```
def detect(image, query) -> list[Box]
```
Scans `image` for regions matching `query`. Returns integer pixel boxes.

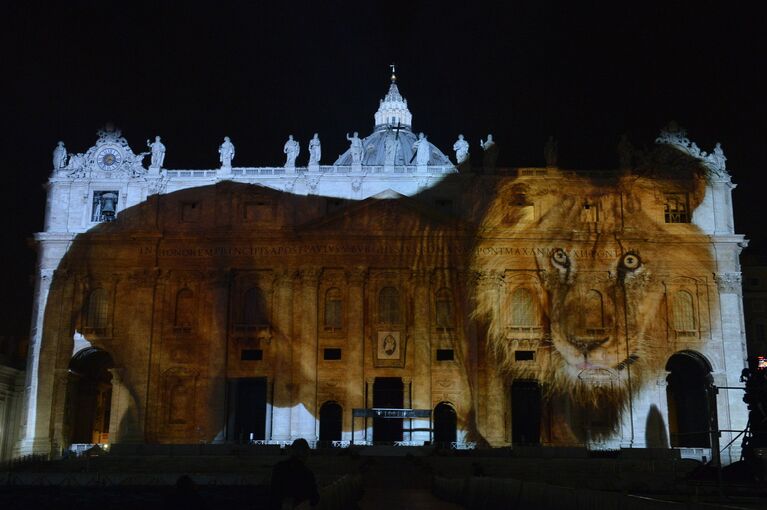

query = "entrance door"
[511,380,541,445]
[319,401,343,442]
[373,377,403,442]
[666,352,714,447]
[433,402,457,445]
[68,348,114,444]
[228,378,267,442]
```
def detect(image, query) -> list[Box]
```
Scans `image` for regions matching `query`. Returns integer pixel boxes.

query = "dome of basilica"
[333,74,452,167]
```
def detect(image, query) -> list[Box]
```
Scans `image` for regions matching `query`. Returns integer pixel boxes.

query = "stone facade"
[18,81,750,464]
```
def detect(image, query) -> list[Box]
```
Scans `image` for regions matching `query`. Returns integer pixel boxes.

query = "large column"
[107,367,142,443]
[711,179,736,236]
[411,270,431,443]
[18,268,57,455]
[365,378,375,442]
[345,267,366,442]
[49,368,72,454]
[714,272,748,463]
[272,270,295,440]
[205,270,230,444]
[291,267,320,441]
[476,270,506,445]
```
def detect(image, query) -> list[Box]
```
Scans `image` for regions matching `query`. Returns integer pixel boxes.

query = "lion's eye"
[621,253,641,270]
[552,249,570,268]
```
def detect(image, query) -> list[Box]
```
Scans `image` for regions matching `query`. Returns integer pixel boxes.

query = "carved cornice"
[410,269,429,286]
[199,269,228,286]
[127,268,160,288]
[474,270,503,289]
[714,272,742,294]
[346,266,368,287]
[655,122,730,181]
[300,267,322,286]
[273,269,297,289]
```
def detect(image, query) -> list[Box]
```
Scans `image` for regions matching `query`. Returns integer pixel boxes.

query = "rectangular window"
[323,348,342,360]
[91,191,119,222]
[181,202,200,222]
[324,290,342,331]
[241,349,263,361]
[436,349,454,361]
[514,350,535,361]
[664,193,689,223]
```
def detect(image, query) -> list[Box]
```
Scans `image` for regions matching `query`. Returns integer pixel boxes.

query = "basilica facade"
[16,78,749,463]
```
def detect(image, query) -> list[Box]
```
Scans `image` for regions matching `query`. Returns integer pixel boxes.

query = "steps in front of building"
[3,446,703,495]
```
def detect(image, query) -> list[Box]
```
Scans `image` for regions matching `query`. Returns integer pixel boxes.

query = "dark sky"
[1,1,765,335]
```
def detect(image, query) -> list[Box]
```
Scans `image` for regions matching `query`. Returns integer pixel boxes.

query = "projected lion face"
[472,172,712,415]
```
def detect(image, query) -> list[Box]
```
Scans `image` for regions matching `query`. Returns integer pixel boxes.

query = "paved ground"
[359,488,462,509]
[358,457,462,509]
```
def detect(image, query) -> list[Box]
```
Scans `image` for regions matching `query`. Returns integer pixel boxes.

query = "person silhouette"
[270,438,320,509]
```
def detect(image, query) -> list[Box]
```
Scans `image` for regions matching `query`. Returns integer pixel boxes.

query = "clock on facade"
[96,146,122,171]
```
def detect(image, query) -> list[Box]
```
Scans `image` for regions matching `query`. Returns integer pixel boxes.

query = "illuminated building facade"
[16,78,750,464]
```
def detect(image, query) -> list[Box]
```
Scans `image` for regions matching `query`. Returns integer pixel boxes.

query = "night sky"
[1,1,764,336]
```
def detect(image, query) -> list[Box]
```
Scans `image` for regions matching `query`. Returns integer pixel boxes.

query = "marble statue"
[479,134,495,151]
[346,132,364,165]
[413,132,431,165]
[480,134,498,170]
[219,136,235,167]
[617,134,633,170]
[147,136,166,168]
[308,133,321,165]
[544,136,558,167]
[703,142,728,177]
[384,132,398,165]
[66,153,85,177]
[452,134,469,164]
[283,135,300,167]
[52,141,67,169]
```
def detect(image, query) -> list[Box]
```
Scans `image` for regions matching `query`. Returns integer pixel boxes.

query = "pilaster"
[411,269,431,442]
[346,267,367,442]
[272,270,295,440]
[291,267,320,441]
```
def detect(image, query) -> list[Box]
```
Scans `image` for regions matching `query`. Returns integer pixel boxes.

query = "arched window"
[324,287,342,330]
[435,288,453,329]
[585,290,604,331]
[174,288,194,330]
[243,287,268,325]
[379,287,401,324]
[672,290,696,337]
[510,288,536,328]
[85,288,108,332]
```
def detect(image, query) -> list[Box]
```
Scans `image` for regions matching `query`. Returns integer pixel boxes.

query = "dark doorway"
[511,380,541,444]
[227,378,267,442]
[68,348,114,444]
[433,402,457,445]
[666,351,714,447]
[319,401,343,442]
[373,377,403,442]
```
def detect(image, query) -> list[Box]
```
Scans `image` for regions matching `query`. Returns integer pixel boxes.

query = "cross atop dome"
[374,66,412,130]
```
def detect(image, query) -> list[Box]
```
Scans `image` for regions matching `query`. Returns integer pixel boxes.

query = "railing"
[164,165,459,178]
[165,170,217,178]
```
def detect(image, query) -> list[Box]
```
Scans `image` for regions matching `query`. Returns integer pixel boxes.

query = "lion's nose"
[569,336,608,354]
